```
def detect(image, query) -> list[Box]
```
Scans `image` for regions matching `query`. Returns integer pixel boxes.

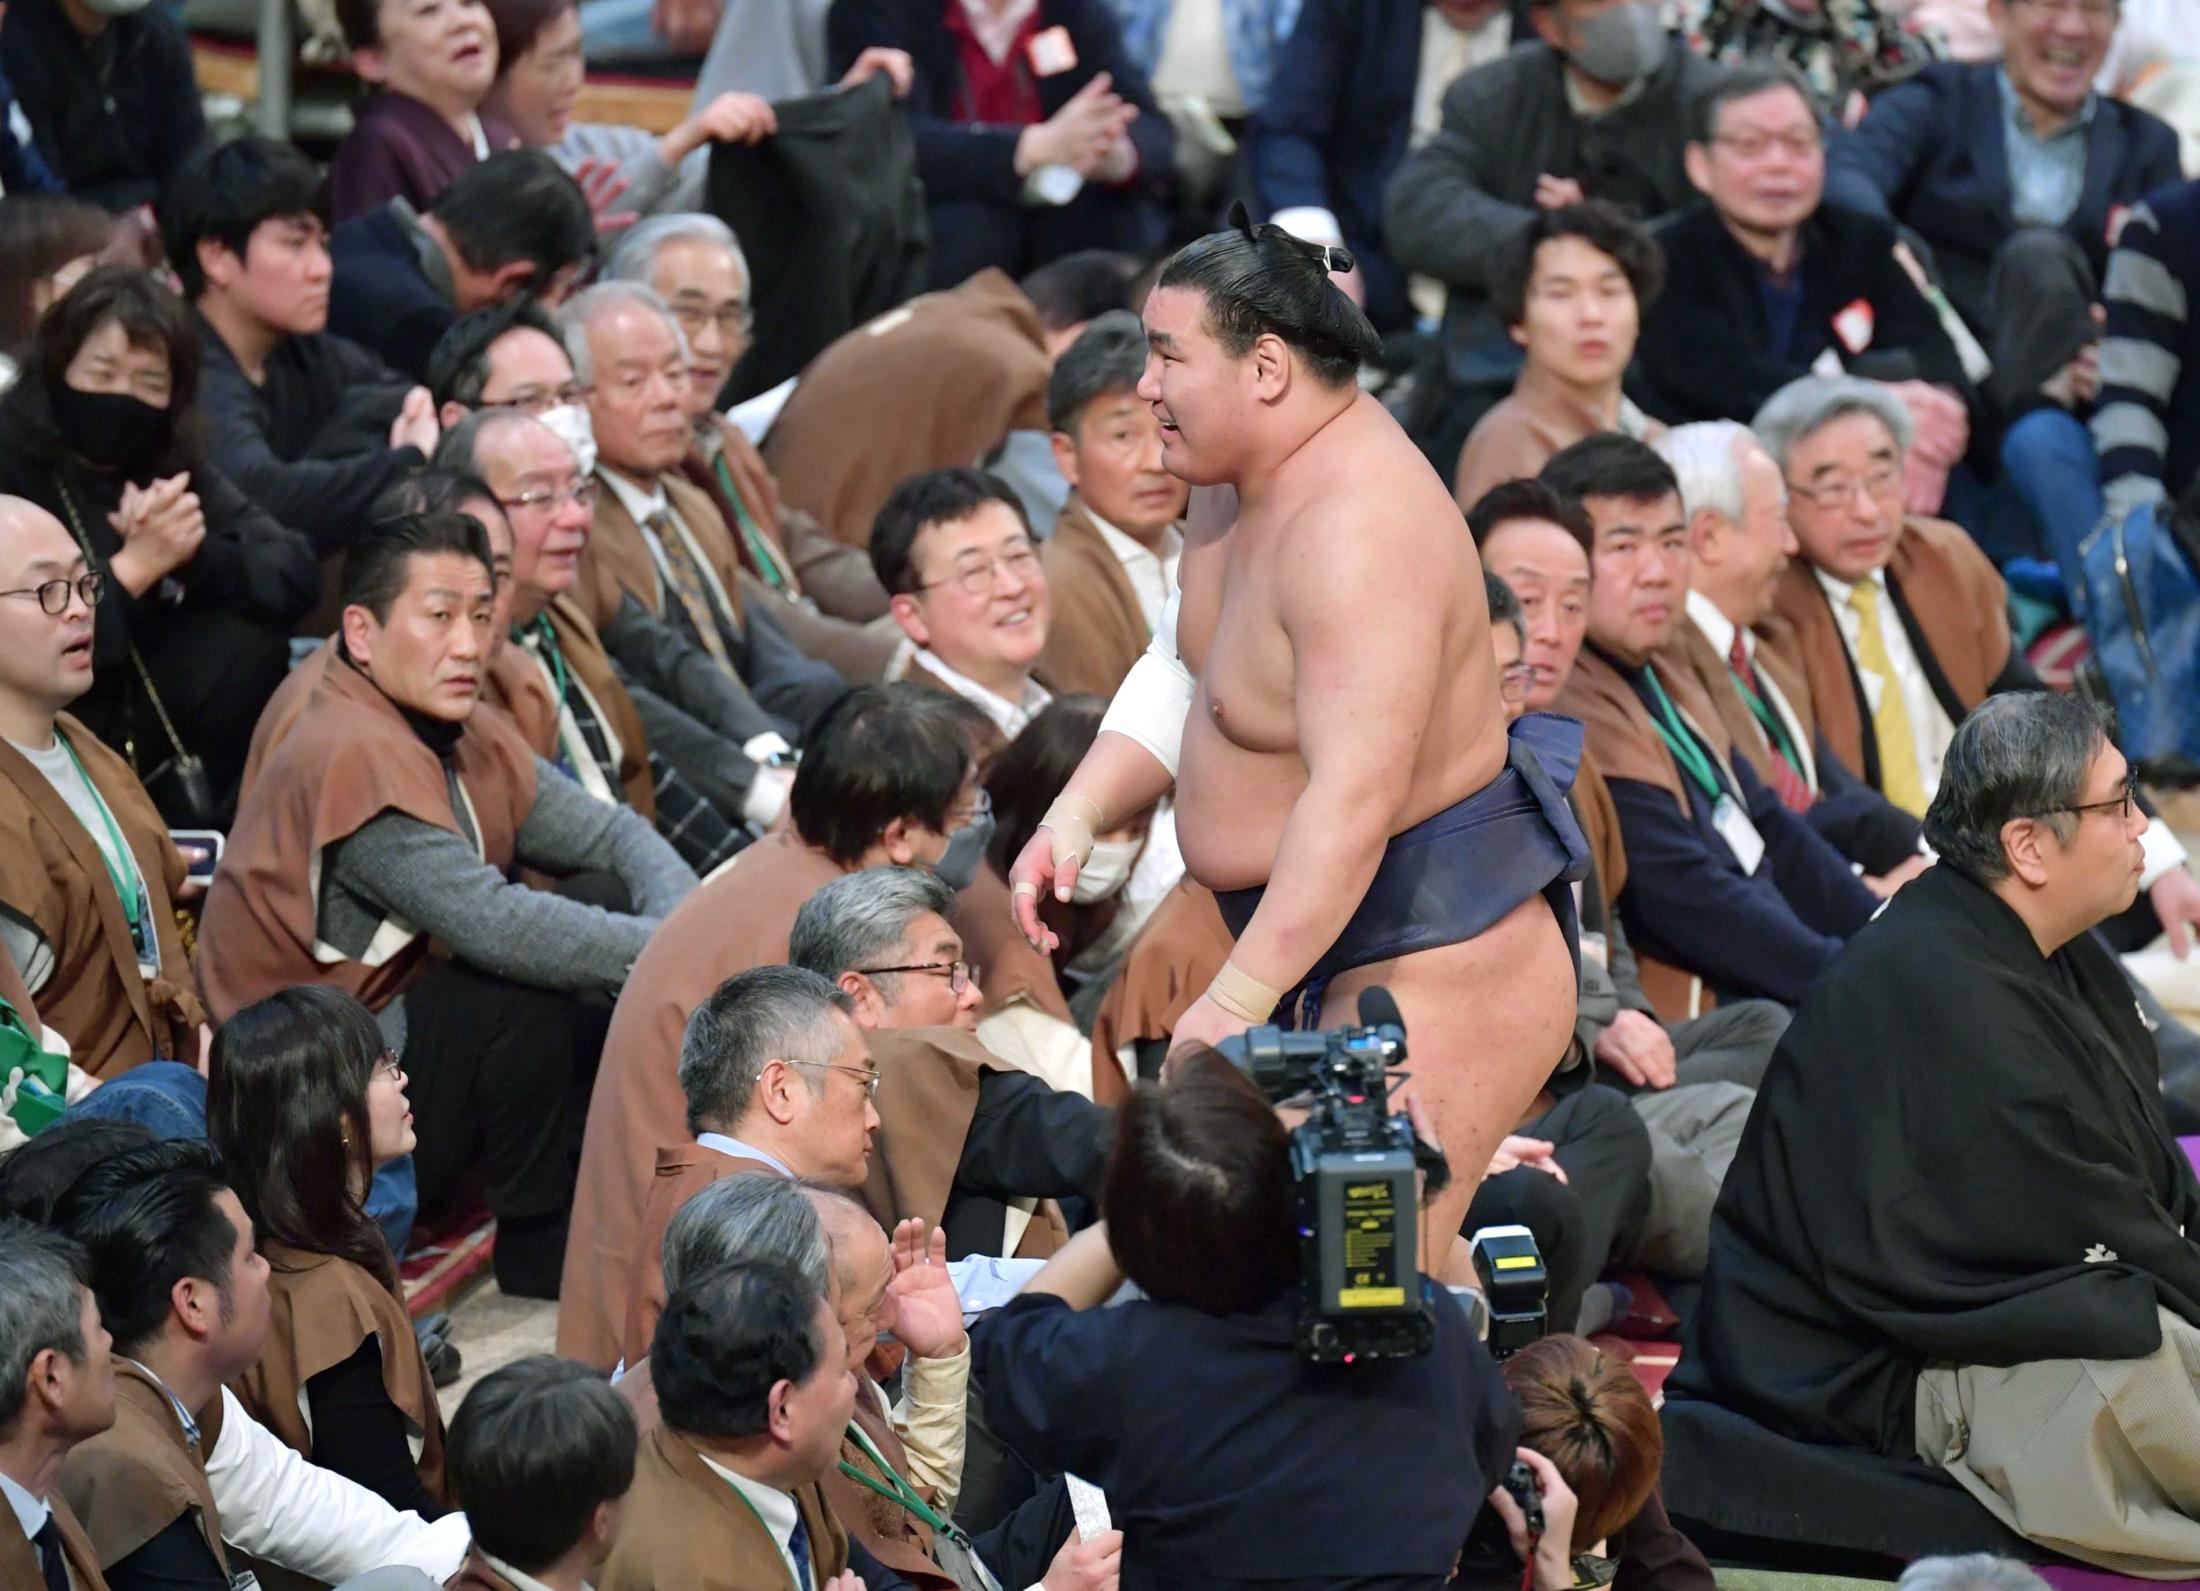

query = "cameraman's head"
[1103,1047,1297,1316]
[1503,1334,1662,1552]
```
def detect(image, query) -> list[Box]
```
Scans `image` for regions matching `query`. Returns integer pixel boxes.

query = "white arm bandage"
[1098,589,1194,778]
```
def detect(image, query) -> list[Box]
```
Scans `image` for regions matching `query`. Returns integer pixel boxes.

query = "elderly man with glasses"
[1675,690,2200,1575]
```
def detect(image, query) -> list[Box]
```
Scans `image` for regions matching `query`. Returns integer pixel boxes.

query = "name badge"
[1833,297,1876,355]
[1028,25,1077,76]
[1712,793,1765,875]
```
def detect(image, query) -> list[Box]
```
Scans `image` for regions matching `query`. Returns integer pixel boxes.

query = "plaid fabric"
[647,751,748,873]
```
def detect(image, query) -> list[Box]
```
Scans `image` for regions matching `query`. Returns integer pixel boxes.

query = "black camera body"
[1217,990,1436,1363]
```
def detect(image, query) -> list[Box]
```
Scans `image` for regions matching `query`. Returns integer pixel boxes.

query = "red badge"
[1832,298,1876,356]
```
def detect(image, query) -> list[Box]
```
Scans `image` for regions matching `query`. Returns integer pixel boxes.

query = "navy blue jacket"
[1598,653,1880,1008]
[972,1286,1514,1589]
[825,0,1172,208]
[1825,60,2181,331]
[328,204,456,384]
[2,0,201,210]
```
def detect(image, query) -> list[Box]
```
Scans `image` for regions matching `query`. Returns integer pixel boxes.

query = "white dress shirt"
[696,1455,815,1591]
[694,1132,796,1176]
[478,1550,574,1591]
[0,1467,49,1555]
[1083,507,1182,633]
[1814,566,1957,799]
[1684,589,1819,790]
[914,651,1053,741]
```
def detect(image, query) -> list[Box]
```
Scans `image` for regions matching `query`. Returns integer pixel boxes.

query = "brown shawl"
[491,600,658,820]
[1572,748,1629,913]
[1088,878,1235,1077]
[861,1025,1067,1262]
[58,1362,226,1574]
[763,270,1053,549]
[0,1488,107,1591]
[558,830,849,1368]
[0,716,199,1078]
[236,637,335,806]
[197,652,539,1021]
[619,1146,788,1370]
[1766,515,2012,784]
[1453,366,1668,511]
[827,1388,955,1591]
[1034,495,1159,699]
[232,1241,448,1507]
[599,1427,848,1591]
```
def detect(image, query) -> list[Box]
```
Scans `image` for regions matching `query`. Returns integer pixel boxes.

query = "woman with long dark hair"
[0,266,317,825]
[206,984,450,1517]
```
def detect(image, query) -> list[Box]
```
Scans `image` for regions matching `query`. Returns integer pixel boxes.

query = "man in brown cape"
[0,497,202,1081]
[199,512,697,1297]
[0,1223,116,1591]
[558,683,989,1364]
[1035,312,1188,699]
[600,1261,860,1591]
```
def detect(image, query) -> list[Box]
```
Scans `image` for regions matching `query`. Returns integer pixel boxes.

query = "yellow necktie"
[647,507,735,674]
[1847,579,1929,817]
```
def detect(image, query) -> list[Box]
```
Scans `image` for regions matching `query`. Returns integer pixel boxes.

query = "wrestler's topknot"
[1154,201,1382,389]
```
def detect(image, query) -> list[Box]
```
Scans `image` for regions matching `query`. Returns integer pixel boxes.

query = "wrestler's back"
[1173,393,1508,892]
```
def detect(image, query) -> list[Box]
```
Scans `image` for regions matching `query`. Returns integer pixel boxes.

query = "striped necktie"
[1846,579,1929,816]
[1727,632,1814,812]
[645,505,736,674]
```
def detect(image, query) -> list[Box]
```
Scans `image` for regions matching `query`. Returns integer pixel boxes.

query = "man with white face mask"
[1383,0,1721,467]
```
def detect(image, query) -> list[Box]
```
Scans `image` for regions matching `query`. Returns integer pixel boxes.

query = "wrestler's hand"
[1487,1136,1566,1182]
[1163,994,1251,1075]
[1593,1010,1676,1090]
[1010,826,1079,953]
[887,1217,967,1358]
[2150,866,2200,959]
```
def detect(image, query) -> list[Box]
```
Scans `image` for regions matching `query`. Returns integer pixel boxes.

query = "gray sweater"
[320,754,696,1050]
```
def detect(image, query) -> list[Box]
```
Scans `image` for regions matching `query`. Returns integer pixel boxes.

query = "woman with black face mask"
[0,265,318,825]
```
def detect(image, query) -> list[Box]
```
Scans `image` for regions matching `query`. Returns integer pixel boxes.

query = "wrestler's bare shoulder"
[1271,395,1472,559]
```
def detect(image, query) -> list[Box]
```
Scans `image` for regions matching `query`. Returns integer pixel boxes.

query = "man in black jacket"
[1638,65,1973,444]
[167,137,441,562]
[0,0,201,210]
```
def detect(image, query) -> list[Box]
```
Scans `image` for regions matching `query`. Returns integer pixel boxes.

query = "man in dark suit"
[1247,0,1518,334]
[1544,434,1881,1014]
[1639,64,1973,439]
[1823,0,2181,340]
[824,0,1174,288]
[329,151,597,382]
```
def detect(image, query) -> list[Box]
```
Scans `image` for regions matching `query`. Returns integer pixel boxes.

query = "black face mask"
[49,383,176,474]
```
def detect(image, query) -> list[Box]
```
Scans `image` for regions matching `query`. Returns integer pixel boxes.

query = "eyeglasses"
[499,480,599,513]
[2045,767,2140,822]
[492,387,589,416]
[1497,662,1535,703]
[671,300,756,340]
[856,959,975,994]
[0,572,104,615]
[916,544,1042,598]
[373,1049,405,1083]
[1709,130,1823,160]
[1785,465,1901,511]
[792,1060,883,1098]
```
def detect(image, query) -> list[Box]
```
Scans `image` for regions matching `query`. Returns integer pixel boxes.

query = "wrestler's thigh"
[1320,897,1575,1270]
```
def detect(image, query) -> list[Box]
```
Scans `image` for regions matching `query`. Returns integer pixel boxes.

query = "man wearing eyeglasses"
[1637,65,1974,460]
[1757,377,2200,939]
[1676,690,2200,1574]
[605,214,908,688]
[1824,0,2179,345]
[874,470,1055,765]
[0,495,206,1079]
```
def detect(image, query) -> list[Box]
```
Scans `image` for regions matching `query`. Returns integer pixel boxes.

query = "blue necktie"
[34,1518,69,1591]
[786,1508,812,1591]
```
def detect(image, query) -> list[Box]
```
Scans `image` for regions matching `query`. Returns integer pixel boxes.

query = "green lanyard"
[1640,669,1725,805]
[1726,660,1804,773]
[713,453,794,592]
[59,733,144,936]
[524,615,569,705]
[837,1420,955,1538]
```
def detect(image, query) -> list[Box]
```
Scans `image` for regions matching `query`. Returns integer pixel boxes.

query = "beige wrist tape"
[1206,959,1285,1024]
[1041,794,1103,867]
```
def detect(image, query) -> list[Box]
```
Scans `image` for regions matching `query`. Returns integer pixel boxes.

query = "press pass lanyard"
[1640,669,1724,804]
[59,732,147,942]
[526,615,569,705]
[1728,664,1804,772]
[838,1420,955,1537]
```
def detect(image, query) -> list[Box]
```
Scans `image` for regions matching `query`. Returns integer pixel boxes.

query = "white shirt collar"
[1684,588,1743,662]
[914,650,1053,740]
[1083,506,1181,571]
[1812,563,1889,610]
[598,466,668,528]
[0,1468,49,1548]
[477,1549,573,1591]
[695,1131,796,1178]
[696,1453,809,1587]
